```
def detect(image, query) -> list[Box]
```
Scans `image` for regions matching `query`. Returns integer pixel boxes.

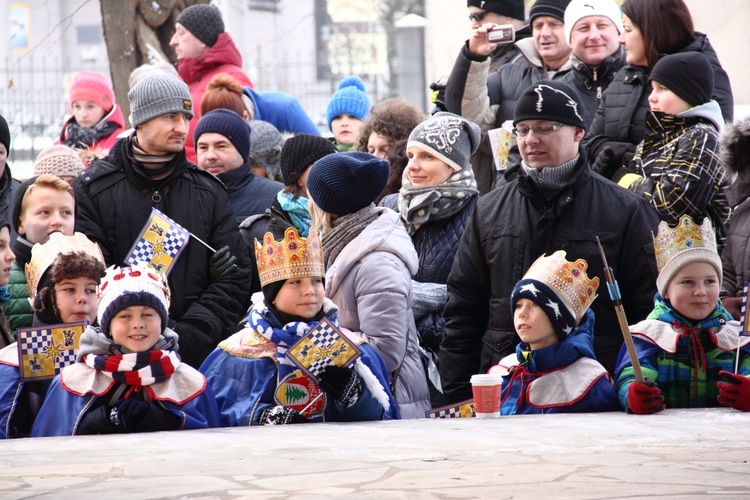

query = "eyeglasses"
[512,122,567,138]
[468,11,488,23]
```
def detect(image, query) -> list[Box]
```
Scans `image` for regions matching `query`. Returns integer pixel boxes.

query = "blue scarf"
[247,301,340,421]
[276,191,312,237]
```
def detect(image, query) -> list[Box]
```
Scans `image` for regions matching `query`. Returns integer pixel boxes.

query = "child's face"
[0,227,14,287]
[331,114,362,146]
[19,187,75,244]
[54,277,98,324]
[514,298,559,350]
[664,262,720,321]
[109,306,162,352]
[273,276,325,319]
[72,100,108,129]
[648,81,691,115]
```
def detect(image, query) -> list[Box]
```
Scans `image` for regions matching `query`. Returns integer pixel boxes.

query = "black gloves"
[591,144,636,181]
[258,405,309,425]
[319,365,362,409]
[113,398,150,429]
[209,246,236,279]
[79,398,181,434]
[429,77,448,114]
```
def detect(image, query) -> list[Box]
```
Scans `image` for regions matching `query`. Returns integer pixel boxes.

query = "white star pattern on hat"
[545,299,562,319]
[519,283,540,296]
[533,84,584,122]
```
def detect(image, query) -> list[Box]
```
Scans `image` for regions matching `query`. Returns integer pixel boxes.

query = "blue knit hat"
[306,151,388,216]
[194,109,251,161]
[326,76,371,130]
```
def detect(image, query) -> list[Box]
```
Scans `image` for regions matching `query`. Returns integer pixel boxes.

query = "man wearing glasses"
[437,80,659,405]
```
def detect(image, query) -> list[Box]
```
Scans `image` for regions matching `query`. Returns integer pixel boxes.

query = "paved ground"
[0,408,748,499]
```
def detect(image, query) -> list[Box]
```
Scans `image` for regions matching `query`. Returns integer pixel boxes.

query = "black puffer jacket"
[585,32,734,167]
[560,48,625,127]
[720,118,750,299]
[381,193,478,284]
[438,153,660,403]
[73,136,251,368]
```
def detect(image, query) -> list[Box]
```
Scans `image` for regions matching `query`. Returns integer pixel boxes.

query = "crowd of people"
[0,0,749,438]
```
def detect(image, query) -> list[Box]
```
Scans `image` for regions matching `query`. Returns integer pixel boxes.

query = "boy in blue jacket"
[490,251,619,414]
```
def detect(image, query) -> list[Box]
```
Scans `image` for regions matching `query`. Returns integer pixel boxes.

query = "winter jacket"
[199,299,399,425]
[243,88,321,137]
[0,343,51,438]
[6,260,32,334]
[72,135,251,368]
[721,118,750,299]
[57,104,126,157]
[585,32,734,167]
[614,297,750,410]
[627,103,729,245]
[560,48,626,127]
[438,153,660,403]
[0,165,20,242]
[324,207,431,418]
[381,193,478,284]
[178,32,254,163]
[217,162,283,225]
[494,310,619,415]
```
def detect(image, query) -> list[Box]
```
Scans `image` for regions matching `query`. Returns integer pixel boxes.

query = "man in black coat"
[438,80,660,404]
[73,74,250,368]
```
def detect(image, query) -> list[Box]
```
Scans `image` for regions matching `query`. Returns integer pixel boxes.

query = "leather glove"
[721,297,743,321]
[259,405,309,425]
[717,370,750,412]
[591,144,636,180]
[626,378,665,414]
[429,77,447,114]
[209,246,236,279]
[319,365,362,409]
[112,398,151,430]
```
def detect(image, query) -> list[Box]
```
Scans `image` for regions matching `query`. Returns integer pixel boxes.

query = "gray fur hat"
[407,112,481,171]
[128,74,194,128]
[248,121,284,181]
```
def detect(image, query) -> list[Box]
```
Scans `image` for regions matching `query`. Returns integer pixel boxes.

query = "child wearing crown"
[31,263,220,436]
[200,227,399,425]
[488,251,618,414]
[615,216,750,414]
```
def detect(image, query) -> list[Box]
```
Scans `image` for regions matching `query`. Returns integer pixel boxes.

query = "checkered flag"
[287,317,362,383]
[125,208,190,276]
[17,322,87,381]
[426,399,476,419]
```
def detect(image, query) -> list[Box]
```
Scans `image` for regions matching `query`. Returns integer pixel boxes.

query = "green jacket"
[6,261,33,334]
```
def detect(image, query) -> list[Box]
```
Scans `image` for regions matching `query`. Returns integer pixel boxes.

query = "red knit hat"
[68,71,115,112]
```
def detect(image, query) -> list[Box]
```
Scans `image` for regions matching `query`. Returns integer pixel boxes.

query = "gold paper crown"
[653,215,717,272]
[522,250,600,323]
[254,227,325,288]
[25,232,105,299]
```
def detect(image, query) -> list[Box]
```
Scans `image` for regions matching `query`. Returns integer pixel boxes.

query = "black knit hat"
[176,4,224,47]
[513,80,586,130]
[13,176,39,233]
[649,52,714,107]
[0,113,10,152]
[307,151,389,216]
[467,0,525,20]
[279,134,338,186]
[530,0,572,23]
[194,109,251,161]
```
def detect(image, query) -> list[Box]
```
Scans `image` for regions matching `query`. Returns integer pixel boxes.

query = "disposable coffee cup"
[470,373,502,418]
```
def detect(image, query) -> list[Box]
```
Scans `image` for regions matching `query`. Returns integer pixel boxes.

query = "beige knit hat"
[33,145,86,179]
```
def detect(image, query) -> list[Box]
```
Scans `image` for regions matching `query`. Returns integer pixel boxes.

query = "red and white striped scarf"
[82,350,179,386]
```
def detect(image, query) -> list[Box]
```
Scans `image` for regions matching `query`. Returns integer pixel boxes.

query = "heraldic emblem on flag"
[126,208,190,276]
[286,317,362,383]
[426,399,476,419]
[17,321,87,381]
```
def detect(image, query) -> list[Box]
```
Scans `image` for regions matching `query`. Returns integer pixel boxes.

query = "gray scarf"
[322,204,380,269]
[397,169,478,235]
[521,155,579,198]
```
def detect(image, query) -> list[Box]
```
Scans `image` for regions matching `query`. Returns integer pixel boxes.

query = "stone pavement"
[1,408,748,499]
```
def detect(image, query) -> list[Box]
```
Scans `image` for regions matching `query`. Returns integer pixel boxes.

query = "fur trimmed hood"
[720,117,750,174]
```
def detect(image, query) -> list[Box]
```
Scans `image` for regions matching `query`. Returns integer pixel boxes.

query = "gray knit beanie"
[128,74,194,128]
[248,121,284,181]
[407,112,481,171]
[176,4,225,47]
[33,145,85,179]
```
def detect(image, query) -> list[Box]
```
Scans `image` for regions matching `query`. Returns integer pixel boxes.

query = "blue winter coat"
[243,88,321,136]
[496,310,619,415]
